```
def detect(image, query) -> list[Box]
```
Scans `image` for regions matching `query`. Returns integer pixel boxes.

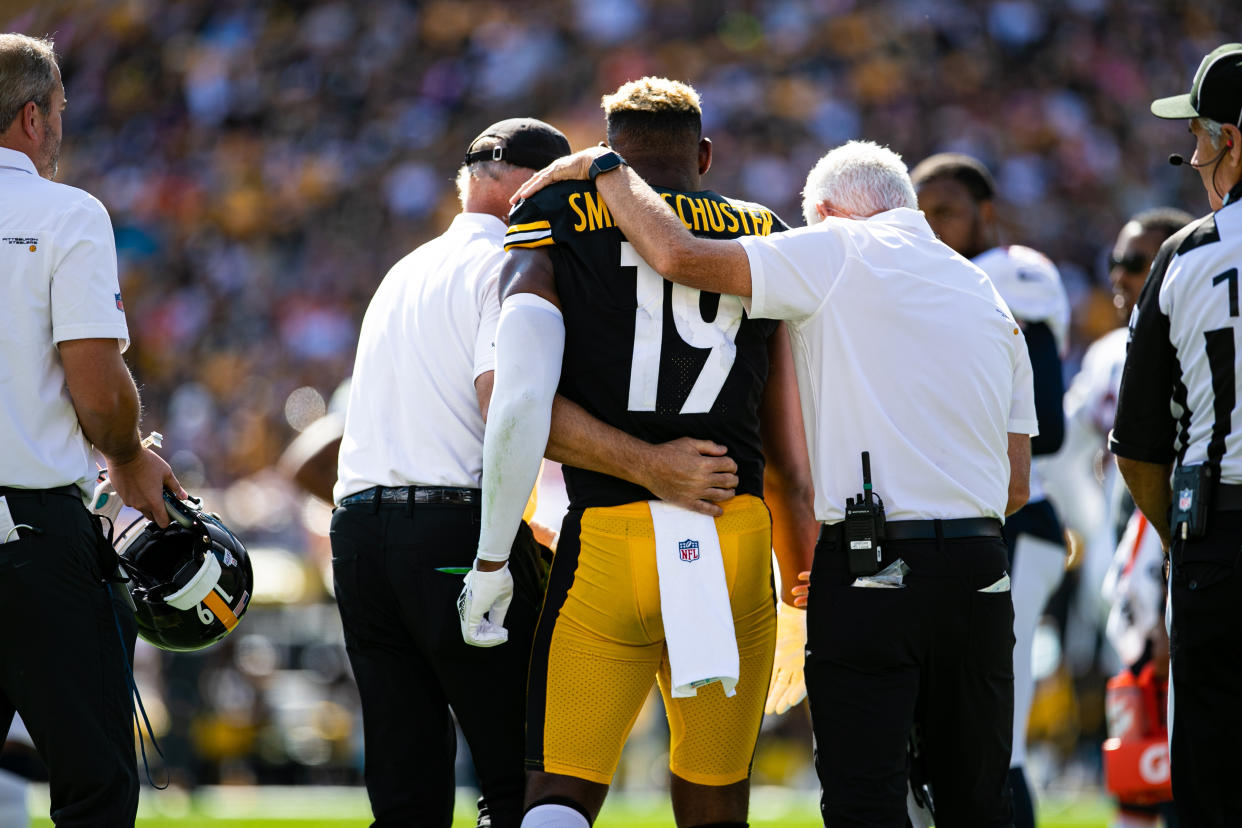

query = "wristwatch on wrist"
[588,150,627,182]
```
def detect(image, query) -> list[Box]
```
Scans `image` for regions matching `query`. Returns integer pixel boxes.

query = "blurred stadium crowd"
[6,0,1242,800]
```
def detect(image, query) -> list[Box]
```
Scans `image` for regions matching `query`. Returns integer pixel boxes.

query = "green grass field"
[27,785,1119,827]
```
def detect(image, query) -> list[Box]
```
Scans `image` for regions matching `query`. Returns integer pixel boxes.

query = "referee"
[0,33,183,824]
[1111,42,1242,827]
[332,118,740,828]
[514,139,1036,827]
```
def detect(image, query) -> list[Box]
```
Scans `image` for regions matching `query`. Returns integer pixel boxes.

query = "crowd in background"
[6,0,1242,797]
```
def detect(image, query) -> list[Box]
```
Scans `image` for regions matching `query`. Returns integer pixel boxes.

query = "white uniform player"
[911,153,1068,828]
[1047,326,1130,672]
[1045,207,1192,828]
[1102,511,1166,668]
[974,243,1071,785]
[1044,209,1193,680]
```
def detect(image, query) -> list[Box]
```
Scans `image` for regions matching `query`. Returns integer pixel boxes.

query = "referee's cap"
[1151,43,1242,126]
[464,118,571,171]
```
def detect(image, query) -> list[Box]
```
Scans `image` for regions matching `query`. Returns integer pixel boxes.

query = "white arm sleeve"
[476,292,564,562]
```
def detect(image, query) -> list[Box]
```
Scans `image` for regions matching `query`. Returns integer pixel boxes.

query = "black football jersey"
[504,181,789,509]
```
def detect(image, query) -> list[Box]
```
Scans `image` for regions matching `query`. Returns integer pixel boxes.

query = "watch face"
[591,152,623,180]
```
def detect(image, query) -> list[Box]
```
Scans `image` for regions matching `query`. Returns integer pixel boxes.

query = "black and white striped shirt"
[1110,182,1242,482]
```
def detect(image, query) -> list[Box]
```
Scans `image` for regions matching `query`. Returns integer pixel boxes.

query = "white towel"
[648,501,739,698]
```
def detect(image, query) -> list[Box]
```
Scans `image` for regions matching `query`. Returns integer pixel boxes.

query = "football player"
[462,77,817,828]
[912,153,1070,828]
[1059,208,1190,828]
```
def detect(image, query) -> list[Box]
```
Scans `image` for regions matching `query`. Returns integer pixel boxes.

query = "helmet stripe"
[203,590,239,631]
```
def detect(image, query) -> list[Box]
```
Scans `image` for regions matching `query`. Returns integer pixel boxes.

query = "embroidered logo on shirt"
[115,293,124,311]
[679,538,700,563]
[3,236,37,250]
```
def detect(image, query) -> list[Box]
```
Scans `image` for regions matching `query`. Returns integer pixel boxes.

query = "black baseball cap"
[1151,43,1242,126]
[464,118,570,171]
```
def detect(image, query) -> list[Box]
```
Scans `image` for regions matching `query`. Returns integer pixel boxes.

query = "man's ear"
[1224,123,1242,164]
[978,198,997,226]
[19,100,41,142]
[815,202,831,221]
[699,137,712,176]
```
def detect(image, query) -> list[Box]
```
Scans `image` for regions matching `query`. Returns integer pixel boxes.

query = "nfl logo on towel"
[679,539,700,563]
[1179,488,1193,511]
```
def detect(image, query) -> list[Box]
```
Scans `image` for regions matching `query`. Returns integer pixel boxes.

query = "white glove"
[764,601,807,715]
[90,468,125,525]
[458,562,514,647]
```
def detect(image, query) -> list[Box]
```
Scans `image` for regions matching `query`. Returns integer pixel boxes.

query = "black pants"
[0,487,138,826]
[1169,510,1242,827]
[805,524,1015,828]
[330,499,544,828]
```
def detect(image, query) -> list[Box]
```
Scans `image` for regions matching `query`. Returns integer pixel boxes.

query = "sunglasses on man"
[1109,253,1149,274]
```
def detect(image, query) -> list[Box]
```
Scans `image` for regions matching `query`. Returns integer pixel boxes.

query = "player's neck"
[630,160,700,193]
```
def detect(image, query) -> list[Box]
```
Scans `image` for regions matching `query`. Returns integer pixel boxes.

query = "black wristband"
[588,151,627,182]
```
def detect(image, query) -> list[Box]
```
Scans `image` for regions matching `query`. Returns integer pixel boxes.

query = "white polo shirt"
[0,147,129,496]
[333,212,504,503]
[738,207,1038,523]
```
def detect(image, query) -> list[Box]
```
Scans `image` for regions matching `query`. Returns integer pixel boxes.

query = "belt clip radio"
[844,451,887,577]
[1170,463,1214,541]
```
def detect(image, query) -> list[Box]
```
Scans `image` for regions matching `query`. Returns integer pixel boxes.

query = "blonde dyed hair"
[602,76,702,118]
[602,77,703,150]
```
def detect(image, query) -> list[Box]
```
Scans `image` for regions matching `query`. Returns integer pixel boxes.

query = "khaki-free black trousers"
[0,486,138,826]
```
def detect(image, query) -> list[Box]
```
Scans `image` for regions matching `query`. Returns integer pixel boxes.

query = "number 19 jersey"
[505,181,789,509]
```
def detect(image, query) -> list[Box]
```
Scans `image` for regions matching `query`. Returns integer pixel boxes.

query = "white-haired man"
[513,139,1036,827]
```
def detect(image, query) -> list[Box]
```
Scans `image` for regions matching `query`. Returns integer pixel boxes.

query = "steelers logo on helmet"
[114,492,253,652]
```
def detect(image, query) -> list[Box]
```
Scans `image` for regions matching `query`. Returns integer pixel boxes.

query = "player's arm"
[512,148,752,297]
[277,423,342,505]
[759,324,819,716]
[759,325,817,606]
[1023,321,1066,456]
[495,247,741,516]
[461,248,564,646]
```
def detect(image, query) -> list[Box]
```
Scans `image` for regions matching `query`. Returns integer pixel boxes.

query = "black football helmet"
[114,492,253,652]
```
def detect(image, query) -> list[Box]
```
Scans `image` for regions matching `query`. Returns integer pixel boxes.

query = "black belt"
[1216,483,1242,511]
[340,485,481,507]
[882,517,1003,541]
[0,484,82,499]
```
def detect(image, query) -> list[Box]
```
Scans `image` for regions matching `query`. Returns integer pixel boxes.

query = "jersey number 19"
[622,242,743,414]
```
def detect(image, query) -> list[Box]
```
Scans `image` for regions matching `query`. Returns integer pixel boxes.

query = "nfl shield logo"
[679,539,700,563]
[115,292,124,311]
[1179,488,1194,511]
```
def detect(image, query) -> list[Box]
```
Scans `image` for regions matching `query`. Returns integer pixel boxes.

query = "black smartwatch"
[588,150,627,182]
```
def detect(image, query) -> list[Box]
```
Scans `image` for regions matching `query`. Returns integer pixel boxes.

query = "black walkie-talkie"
[844,451,887,577]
